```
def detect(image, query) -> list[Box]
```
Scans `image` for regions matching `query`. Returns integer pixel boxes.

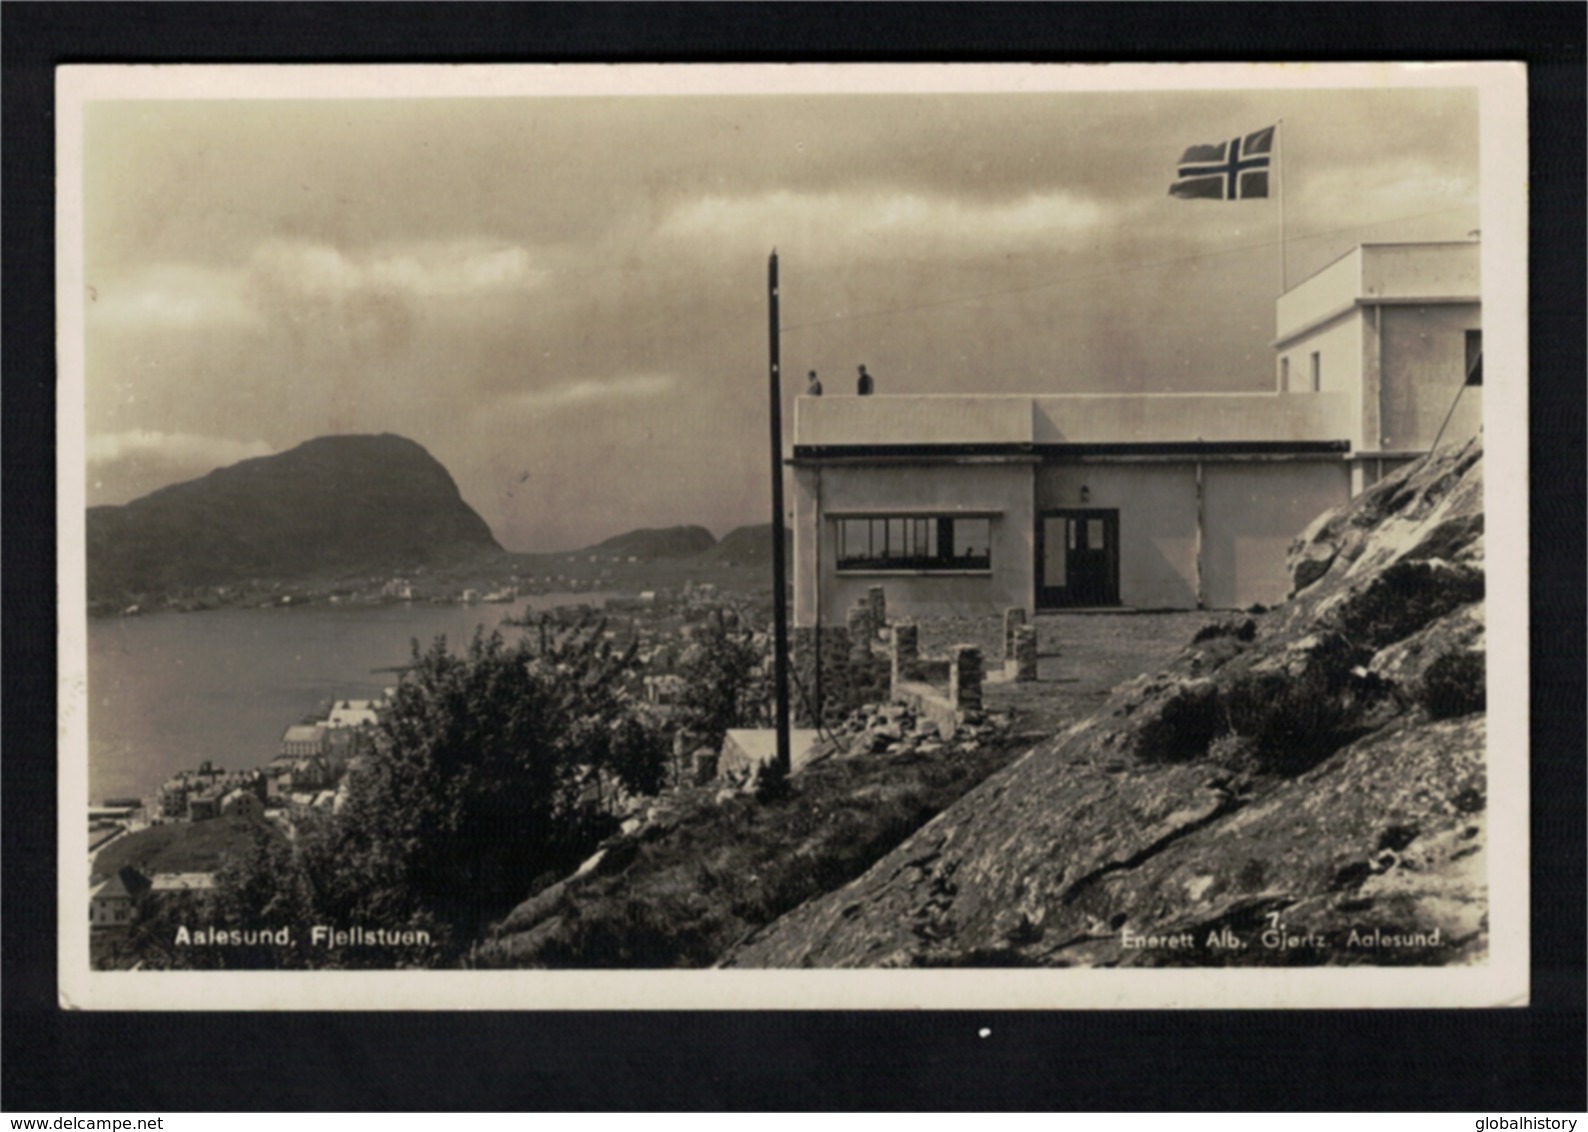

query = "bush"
[1220,669,1352,777]
[1334,561,1485,649]
[1134,682,1223,763]
[210,625,668,963]
[1191,618,1257,644]
[1418,651,1486,719]
[1138,633,1383,777]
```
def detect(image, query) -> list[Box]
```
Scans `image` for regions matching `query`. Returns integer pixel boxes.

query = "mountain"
[730,437,1487,968]
[87,434,501,603]
[701,523,792,566]
[579,525,717,560]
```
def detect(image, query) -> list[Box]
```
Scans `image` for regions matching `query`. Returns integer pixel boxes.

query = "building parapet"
[794,392,1355,451]
[797,394,1033,447]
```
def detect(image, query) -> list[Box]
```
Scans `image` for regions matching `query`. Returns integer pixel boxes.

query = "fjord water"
[86,594,614,803]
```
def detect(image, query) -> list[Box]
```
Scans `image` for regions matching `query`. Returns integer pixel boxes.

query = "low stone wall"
[891,632,985,738]
[892,681,962,741]
[791,625,890,729]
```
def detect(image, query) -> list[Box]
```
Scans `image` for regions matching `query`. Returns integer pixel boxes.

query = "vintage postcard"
[58,62,1528,1009]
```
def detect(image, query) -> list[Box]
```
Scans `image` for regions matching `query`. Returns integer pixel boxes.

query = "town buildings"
[791,241,1482,622]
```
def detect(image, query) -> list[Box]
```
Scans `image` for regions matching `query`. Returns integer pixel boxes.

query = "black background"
[5,3,1584,1112]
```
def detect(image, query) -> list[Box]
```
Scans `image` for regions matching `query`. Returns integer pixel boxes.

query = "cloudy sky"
[77,67,1480,551]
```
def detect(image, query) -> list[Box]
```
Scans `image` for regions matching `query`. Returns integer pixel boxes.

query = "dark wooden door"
[1035,509,1120,609]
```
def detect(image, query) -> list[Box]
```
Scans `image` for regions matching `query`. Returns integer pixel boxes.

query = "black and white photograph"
[57,62,1528,1010]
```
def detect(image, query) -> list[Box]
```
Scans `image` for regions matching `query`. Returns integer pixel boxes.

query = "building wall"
[1276,313,1363,405]
[1362,243,1480,300]
[1201,461,1351,608]
[1035,462,1200,608]
[1377,303,1482,451]
[793,461,1034,625]
[1276,247,1362,339]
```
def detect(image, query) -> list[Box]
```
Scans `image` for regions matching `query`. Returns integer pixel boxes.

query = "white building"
[791,241,1482,621]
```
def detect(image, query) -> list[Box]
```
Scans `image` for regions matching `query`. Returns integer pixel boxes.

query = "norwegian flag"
[1169,125,1275,201]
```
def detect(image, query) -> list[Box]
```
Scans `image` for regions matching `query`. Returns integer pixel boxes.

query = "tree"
[330,625,668,940]
[203,622,669,965]
[675,612,771,752]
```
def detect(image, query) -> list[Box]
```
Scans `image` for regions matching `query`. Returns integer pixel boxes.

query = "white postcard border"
[57,61,1529,1011]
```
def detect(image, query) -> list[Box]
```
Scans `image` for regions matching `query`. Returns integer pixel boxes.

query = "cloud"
[659,188,1109,259]
[501,373,678,413]
[238,237,546,361]
[1301,159,1478,230]
[86,429,274,469]
[249,237,541,301]
[88,264,259,330]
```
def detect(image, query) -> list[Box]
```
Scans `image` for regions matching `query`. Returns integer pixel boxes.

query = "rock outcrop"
[729,438,1487,968]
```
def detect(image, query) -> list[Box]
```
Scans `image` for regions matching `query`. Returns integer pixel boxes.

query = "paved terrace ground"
[916,610,1220,734]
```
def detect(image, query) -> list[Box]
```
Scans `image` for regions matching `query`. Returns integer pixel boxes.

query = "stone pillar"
[890,621,919,690]
[950,645,984,714]
[868,585,887,635]
[1003,606,1027,660]
[845,599,872,644]
[1013,623,1039,683]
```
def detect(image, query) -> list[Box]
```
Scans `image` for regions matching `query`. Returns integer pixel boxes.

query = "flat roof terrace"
[793,392,1356,454]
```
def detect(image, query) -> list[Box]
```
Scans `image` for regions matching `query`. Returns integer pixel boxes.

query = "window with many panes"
[836,516,992,572]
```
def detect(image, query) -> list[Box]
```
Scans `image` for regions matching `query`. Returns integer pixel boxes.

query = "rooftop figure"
[856,365,874,396]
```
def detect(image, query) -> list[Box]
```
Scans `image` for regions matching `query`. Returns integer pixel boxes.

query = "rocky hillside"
[730,438,1487,968]
[87,434,501,604]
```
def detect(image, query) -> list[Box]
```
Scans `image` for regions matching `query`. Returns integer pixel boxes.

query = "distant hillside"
[87,434,501,604]
[580,525,716,560]
[702,523,793,566]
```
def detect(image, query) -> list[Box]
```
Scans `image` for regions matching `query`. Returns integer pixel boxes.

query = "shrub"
[1418,651,1486,719]
[1133,682,1223,763]
[1192,618,1257,644]
[1220,668,1351,777]
[1334,561,1485,649]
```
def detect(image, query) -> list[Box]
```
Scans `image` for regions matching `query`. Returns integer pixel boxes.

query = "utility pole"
[767,250,791,776]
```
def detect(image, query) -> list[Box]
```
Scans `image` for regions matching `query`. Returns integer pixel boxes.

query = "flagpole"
[766,250,791,779]
[1276,118,1286,296]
